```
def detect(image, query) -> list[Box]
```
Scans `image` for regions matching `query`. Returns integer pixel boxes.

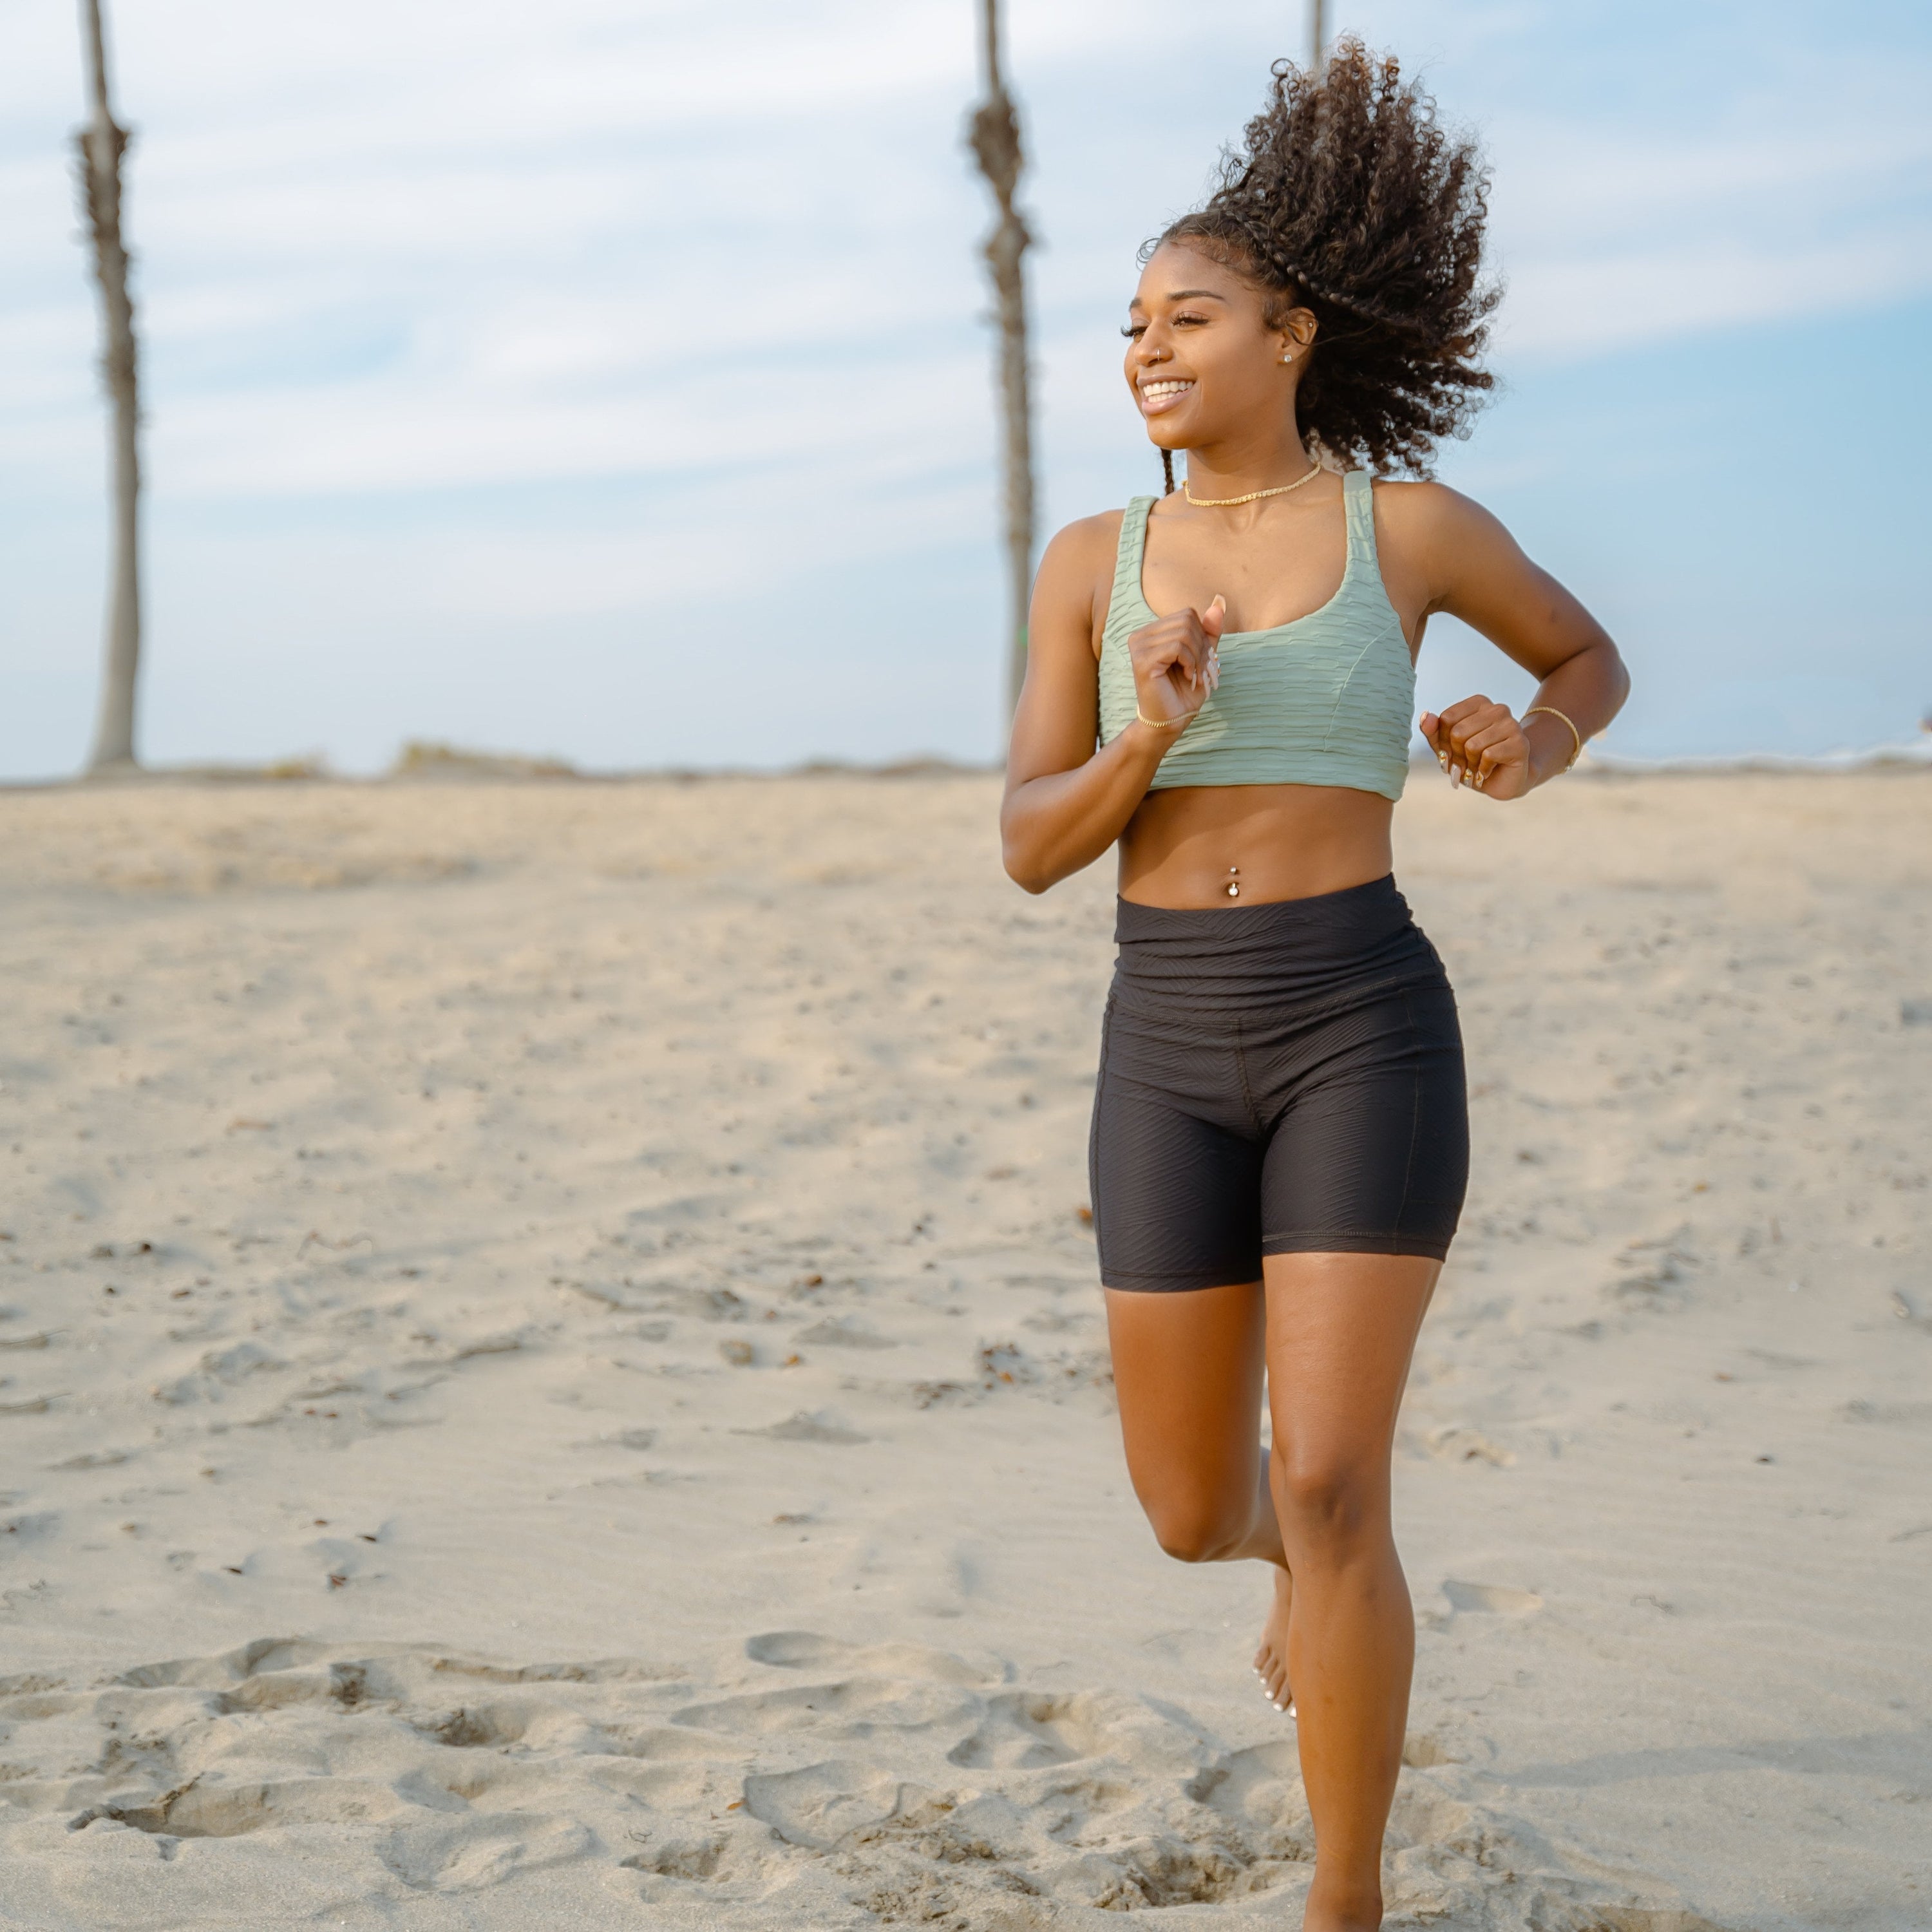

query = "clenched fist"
[1127,595,1224,730]
[1419,695,1532,799]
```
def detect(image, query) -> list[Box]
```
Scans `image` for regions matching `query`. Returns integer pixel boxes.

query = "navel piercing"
[1227,864,1240,900]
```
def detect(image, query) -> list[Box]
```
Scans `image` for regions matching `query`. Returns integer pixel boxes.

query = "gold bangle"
[1522,705,1584,772]
[1135,705,1192,731]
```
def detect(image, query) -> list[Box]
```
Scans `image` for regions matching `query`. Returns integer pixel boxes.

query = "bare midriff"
[1117,782,1395,909]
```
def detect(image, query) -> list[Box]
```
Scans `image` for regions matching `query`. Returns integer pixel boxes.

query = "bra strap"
[1341,468,1378,567]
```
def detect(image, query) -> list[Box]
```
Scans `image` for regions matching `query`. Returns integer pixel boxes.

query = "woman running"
[1000,42,1629,1931]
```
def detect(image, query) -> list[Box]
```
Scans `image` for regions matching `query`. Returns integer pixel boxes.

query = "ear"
[1276,305,1318,361]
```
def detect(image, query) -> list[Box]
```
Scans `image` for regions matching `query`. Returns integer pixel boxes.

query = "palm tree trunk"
[77,0,142,773]
[967,0,1036,726]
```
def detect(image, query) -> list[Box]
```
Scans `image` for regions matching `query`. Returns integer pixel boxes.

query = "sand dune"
[0,770,1926,1929]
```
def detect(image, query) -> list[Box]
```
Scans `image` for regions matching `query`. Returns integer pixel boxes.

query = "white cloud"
[1482,57,1932,355]
[1497,226,1932,358]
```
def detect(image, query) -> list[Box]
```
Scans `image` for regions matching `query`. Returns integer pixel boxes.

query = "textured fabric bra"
[1097,468,1415,800]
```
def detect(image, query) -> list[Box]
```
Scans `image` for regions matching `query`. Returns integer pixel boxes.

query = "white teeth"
[1142,381,1193,398]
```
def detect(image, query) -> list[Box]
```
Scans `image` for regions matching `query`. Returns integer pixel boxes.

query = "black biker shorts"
[1088,875,1468,1291]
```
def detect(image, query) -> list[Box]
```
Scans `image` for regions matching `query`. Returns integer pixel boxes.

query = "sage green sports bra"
[1098,468,1415,800]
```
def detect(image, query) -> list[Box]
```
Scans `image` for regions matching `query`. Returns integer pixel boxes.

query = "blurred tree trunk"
[967,0,1035,726]
[76,0,142,772]
[1309,0,1326,72]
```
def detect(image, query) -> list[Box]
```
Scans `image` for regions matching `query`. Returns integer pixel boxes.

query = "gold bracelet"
[1522,705,1584,772]
[1135,705,1193,731]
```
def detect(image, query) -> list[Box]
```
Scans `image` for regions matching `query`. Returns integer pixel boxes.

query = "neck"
[1181,421,1317,500]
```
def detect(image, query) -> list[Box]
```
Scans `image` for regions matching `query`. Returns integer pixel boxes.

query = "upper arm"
[1004,513,1121,792]
[1378,480,1619,684]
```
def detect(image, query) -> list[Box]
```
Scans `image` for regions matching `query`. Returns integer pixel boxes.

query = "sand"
[0,767,1926,1931]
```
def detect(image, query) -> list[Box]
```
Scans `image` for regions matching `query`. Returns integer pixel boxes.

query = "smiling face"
[1123,241,1315,452]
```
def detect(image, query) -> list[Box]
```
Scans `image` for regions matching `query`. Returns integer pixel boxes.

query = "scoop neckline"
[1129,491,1356,643]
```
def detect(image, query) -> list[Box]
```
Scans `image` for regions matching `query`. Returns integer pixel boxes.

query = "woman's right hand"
[1127,595,1224,728]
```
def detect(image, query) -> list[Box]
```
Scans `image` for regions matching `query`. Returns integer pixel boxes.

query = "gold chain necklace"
[1182,459,1325,508]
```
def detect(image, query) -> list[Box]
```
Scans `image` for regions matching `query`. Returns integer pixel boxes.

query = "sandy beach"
[0,766,1926,1931]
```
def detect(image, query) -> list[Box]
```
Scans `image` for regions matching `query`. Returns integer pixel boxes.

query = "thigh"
[1262,1252,1440,1494]
[1258,983,1468,1260]
[1106,1282,1266,1520]
[1090,1008,1264,1292]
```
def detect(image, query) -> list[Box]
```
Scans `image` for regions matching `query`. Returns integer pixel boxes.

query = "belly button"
[1227,864,1240,899]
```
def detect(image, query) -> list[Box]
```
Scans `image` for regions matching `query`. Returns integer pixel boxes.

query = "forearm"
[1001,721,1177,893]
[1520,638,1630,788]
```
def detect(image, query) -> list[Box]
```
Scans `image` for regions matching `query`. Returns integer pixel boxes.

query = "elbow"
[999,822,1057,895]
[1606,640,1633,718]
[1002,845,1055,896]
[1005,804,1051,893]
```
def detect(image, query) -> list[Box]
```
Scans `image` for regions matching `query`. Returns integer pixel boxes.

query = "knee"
[1142,1493,1246,1565]
[1271,1450,1383,1556]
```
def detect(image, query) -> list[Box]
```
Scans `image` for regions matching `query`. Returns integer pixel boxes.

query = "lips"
[1139,378,1195,416]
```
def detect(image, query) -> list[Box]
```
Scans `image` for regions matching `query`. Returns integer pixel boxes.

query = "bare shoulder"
[1367,478,1528,603]
[1040,508,1126,574]
[1367,476,1510,544]
[1034,510,1128,653]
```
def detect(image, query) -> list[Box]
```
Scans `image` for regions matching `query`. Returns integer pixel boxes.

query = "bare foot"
[1252,1563,1294,1714]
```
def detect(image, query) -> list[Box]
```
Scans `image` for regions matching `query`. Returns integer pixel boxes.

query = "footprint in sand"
[945,1689,1115,1769]
[1441,1578,1544,1616]
[1425,1425,1516,1466]
[741,1758,905,1849]
[618,1831,726,1879]
[377,1815,593,1893]
[733,1408,869,1444]
[1184,1736,1311,1850]
[743,1629,992,1685]
[1,1629,1700,1929]
[673,1676,978,1741]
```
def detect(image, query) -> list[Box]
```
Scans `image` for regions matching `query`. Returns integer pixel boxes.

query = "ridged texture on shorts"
[1089,876,1468,1289]
[1097,468,1414,800]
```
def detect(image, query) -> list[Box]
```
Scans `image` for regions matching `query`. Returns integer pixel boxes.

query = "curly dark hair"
[1148,39,1499,477]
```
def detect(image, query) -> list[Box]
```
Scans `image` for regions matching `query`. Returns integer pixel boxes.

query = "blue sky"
[1,0,1927,777]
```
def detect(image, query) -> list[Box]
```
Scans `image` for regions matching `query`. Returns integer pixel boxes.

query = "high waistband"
[1112,873,1444,1016]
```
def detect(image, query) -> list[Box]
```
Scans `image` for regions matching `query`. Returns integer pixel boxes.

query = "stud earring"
[1282,352,1294,363]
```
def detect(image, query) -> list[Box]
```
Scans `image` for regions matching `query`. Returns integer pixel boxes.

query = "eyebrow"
[1128,289,1231,314]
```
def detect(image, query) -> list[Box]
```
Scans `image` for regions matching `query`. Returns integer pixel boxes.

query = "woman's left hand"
[1419,696,1531,798]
